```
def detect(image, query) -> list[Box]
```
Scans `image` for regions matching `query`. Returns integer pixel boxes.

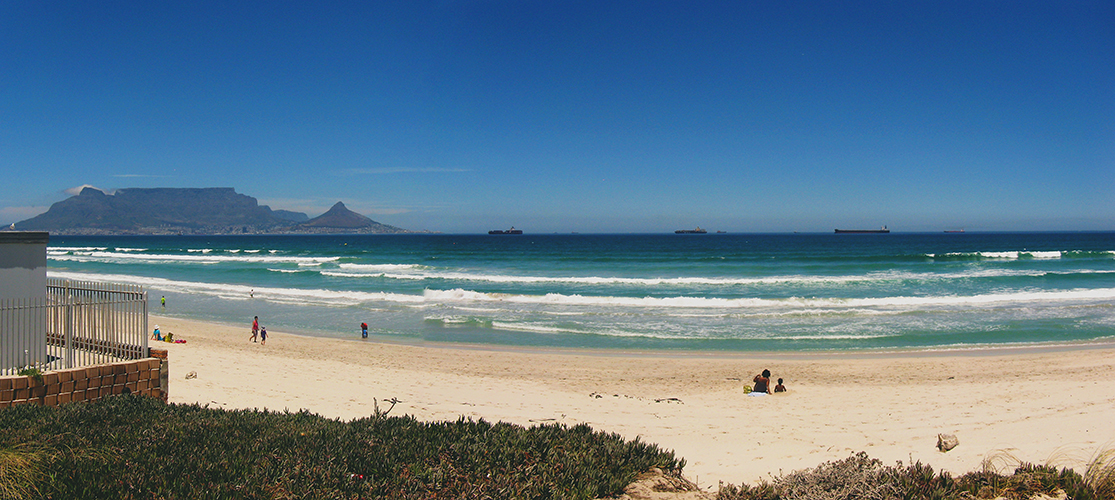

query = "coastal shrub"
[716,451,1107,500]
[0,395,683,499]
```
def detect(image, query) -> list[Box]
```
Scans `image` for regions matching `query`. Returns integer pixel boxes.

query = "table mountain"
[11,188,410,235]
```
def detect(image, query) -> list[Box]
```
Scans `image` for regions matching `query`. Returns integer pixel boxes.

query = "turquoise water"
[46,232,1115,351]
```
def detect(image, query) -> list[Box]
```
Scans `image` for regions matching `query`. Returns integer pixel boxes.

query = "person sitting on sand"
[152,325,162,341]
[774,378,786,393]
[753,369,772,394]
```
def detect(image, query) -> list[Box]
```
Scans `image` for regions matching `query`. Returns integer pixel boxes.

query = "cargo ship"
[835,226,889,234]
[488,227,523,235]
[675,227,708,234]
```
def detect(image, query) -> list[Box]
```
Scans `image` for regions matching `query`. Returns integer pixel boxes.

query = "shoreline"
[150,314,1115,491]
[151,311,1115,360]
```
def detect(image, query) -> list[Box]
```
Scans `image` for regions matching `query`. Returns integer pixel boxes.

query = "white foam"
[46,271,425,306]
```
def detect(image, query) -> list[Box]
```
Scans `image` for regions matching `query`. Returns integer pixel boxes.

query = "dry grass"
[0,443,45,500]
[1083,447,1115,500]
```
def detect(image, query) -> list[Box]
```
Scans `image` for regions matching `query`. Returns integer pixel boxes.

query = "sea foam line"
[47,271,424,306]
[318,267,1104,286]
[44,271,1115,312]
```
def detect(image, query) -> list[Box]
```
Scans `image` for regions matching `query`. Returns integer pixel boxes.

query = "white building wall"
[0,232,48,301]
[1,232,49,372]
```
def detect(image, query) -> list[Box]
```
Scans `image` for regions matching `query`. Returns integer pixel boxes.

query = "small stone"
[937,433,959,452]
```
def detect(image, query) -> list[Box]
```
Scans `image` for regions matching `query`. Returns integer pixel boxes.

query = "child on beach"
[250,316,259,342]
[361,322,368,339]
[260,326,267,345]
[774,378,786,393]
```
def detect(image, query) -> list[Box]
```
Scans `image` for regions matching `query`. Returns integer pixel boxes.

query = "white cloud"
[340,167,471,175]
[63,185,111,196]
[257,198,415,218]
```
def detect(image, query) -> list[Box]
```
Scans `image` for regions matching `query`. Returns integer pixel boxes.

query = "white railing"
[1,279,148,375]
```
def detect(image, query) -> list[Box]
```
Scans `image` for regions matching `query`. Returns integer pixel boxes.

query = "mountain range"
[10,187,411,235]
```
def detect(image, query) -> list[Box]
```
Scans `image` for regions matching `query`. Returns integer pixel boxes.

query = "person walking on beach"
[260,326,267,345]
[753,369,772,394]
[250,316,259,342]
[361,322,368,339]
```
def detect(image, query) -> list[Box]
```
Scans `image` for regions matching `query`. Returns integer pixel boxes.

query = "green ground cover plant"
[717,450,1115,500]
[0,395,683,499]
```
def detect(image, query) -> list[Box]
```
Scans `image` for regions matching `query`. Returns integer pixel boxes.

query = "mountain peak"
[300,201,378,229]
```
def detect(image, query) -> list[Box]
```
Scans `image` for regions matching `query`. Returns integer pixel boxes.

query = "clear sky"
[2,1,1112,233]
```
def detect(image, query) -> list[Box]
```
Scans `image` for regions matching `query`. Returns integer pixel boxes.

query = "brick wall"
[0,354,166,408]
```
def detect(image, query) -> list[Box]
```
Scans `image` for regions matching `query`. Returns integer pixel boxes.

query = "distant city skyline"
[2,1,1112,233]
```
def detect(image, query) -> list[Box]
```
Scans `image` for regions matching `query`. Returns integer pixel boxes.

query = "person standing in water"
[161,296,166,308]
[361,322,368,339]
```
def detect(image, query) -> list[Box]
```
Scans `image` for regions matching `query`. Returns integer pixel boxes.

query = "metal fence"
[1,278,148,375]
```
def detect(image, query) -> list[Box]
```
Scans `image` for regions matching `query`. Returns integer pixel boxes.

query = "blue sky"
[2,1,1112,233]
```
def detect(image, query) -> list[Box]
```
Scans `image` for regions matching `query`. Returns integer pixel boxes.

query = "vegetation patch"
[0,395,683,499]
[717,450,1115,500]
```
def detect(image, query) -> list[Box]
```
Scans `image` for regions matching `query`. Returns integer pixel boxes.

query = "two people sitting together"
[750,369,786,395]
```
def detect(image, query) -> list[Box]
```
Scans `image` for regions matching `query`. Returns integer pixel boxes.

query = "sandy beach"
[151,314,1115,491]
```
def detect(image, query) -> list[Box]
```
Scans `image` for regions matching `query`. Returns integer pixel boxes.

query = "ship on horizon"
[835,226,890,234]
[489,227,523,235]
[675,227,708,234]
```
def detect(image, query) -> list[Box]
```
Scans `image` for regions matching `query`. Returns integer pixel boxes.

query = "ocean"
[45,232,1115,352]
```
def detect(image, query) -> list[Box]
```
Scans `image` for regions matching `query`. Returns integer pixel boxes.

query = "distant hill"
[294,202,406,233]
[10,187,411,235]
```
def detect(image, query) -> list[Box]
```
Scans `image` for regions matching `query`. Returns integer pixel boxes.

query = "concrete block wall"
[0,356,165,408]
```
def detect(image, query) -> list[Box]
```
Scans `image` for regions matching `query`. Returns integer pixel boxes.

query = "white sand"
[152,315,1115,491]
